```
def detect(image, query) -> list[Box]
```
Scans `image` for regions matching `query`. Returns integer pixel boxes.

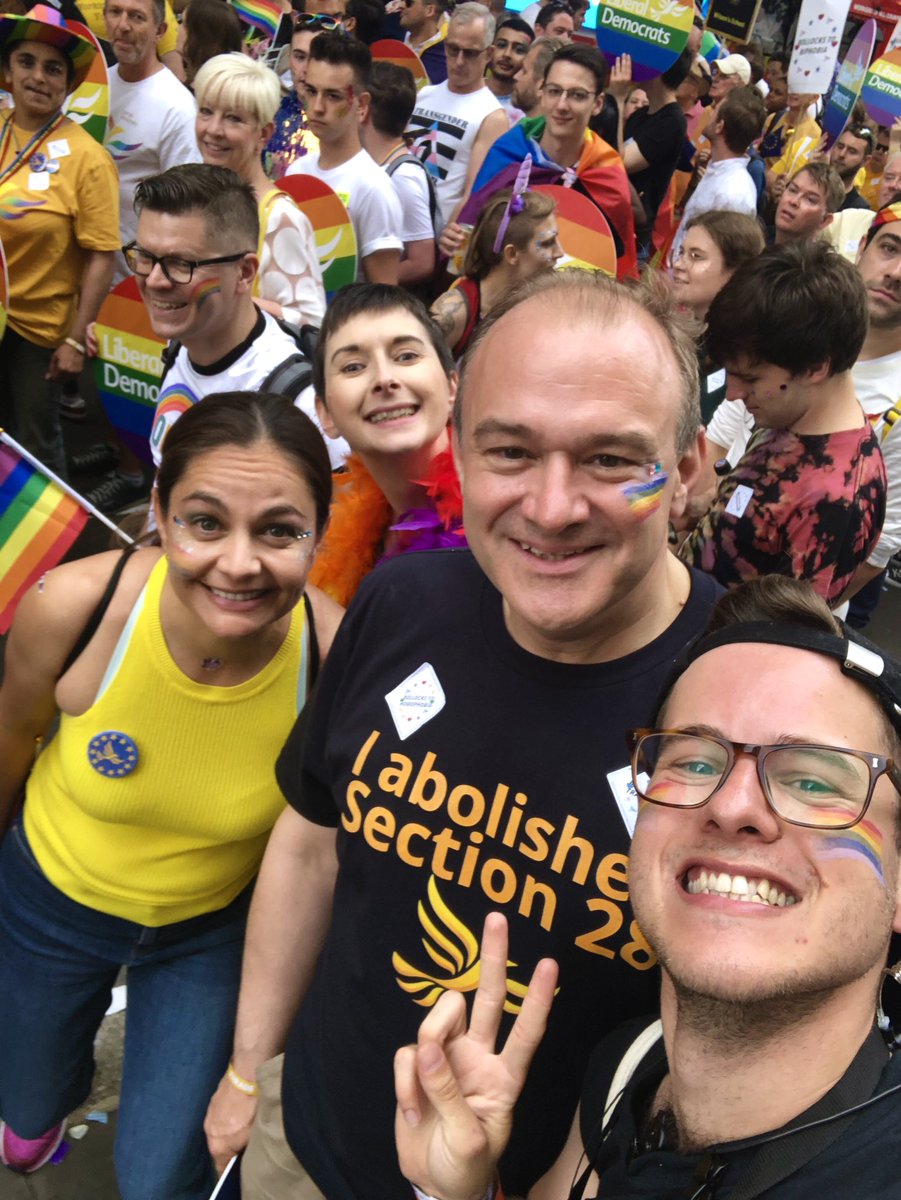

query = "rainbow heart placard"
[595,0,693,83]
[93,276,167,465]
[63,21,109,146]
[278,175,358,298]
[534,184,617,277]
[822,19,876,146]
[370,39,430,91]
[862,47,901,127]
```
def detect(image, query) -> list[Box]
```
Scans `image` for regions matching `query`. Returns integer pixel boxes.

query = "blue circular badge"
[87,731,139,778]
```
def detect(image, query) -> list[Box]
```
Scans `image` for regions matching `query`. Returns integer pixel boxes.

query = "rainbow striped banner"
[0,431,133,632]
[230,0,282,38]
[278,175,357,298]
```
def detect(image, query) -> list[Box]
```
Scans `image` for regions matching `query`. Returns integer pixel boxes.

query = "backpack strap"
[726,1027,890,1200]
[260,321,318,400]
[386,151,439,234]
[59,544,142,677]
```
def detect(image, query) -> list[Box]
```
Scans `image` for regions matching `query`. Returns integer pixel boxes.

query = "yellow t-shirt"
[78,0,179,56]
[0,115,120,346]
[769,114,822,179]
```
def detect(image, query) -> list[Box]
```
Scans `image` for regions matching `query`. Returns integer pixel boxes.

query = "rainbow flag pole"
[0,429,134,633]
[230,0,281,38]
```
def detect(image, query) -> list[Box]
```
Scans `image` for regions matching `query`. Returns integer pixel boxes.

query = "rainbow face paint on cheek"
[622,461,668,520]
[191,277,221,307]
[817,817,885,886]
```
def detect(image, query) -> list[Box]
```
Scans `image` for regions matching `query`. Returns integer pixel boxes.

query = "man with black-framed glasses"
[394,575,901,1200]
[131,163,346,469]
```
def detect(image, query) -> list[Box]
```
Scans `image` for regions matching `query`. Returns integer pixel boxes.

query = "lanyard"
[0,110,66,188]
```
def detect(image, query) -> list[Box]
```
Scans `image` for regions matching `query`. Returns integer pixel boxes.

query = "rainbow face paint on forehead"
[622,461,668,520]
[817,817,885,886]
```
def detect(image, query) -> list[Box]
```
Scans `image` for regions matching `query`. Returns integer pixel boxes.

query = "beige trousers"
[240,1054,328,1200]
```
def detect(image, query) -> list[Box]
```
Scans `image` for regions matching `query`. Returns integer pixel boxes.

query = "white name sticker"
[47,138,70,158]
[606,764,644,838]
[27,172,49,191]
[724,483,754,518]
[385,662,446,741]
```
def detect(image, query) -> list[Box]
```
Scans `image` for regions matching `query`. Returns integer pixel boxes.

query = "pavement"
[2,382,901,1200]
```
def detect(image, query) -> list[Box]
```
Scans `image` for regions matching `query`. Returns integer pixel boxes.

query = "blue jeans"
[0,820,251,1200]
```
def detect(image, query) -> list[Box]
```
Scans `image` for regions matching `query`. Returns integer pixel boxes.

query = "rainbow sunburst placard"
[278,175,358,298]
[370,39,430,91]
[63,22,109,146]
[534,184,617,278]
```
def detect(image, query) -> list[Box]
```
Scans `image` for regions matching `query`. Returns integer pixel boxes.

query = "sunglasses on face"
[445,41,486,60]
[294,12,342,30]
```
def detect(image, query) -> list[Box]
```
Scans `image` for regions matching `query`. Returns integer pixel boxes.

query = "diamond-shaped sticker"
[384,662,447,741]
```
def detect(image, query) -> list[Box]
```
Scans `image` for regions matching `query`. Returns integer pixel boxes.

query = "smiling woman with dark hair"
[0,394,342,1198]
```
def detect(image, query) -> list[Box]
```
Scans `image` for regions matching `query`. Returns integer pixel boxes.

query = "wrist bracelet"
[64,336,86,355]
[226,1062,259,1098]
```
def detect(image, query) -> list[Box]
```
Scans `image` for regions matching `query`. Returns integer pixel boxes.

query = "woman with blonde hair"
[431,187,562,358]
[194,51,325,327]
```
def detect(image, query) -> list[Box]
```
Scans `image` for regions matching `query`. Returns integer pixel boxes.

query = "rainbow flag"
[0,432,88,633]
[230,0,281,38]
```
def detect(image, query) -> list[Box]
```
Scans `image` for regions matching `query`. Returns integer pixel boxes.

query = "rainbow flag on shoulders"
[0,431,88,633]
[230,0,281,38]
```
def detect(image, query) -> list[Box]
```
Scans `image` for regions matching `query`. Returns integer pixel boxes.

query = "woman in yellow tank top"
[0,392,343,1198]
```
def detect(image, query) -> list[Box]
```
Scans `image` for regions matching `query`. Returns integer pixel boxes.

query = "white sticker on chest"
[385,662,446,741]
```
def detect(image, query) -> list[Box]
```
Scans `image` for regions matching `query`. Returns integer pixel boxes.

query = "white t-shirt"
[408,83,503,227]
[150,310,348,469]
[706,397,754,468]
[671,157,757,263]
[853,349,901,567]
[821,208,874,263]
[107,65,200,282]
[385,157,435,243]
[286,147,403,277]
[259,190,326,327]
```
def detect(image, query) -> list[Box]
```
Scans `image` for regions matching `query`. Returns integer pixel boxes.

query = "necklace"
[0,110,66,188]
[201,657,224,671]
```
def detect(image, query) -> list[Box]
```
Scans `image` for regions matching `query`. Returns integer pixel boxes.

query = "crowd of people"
[0,0,901,1198]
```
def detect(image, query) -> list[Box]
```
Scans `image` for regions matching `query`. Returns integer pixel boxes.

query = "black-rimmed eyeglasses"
[124,243,251,286]
[628,729,901,831]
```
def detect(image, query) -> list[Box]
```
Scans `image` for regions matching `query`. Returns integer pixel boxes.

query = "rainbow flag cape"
[0,431,132,634]
[462,117,637,280]
[230,0,281,38]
